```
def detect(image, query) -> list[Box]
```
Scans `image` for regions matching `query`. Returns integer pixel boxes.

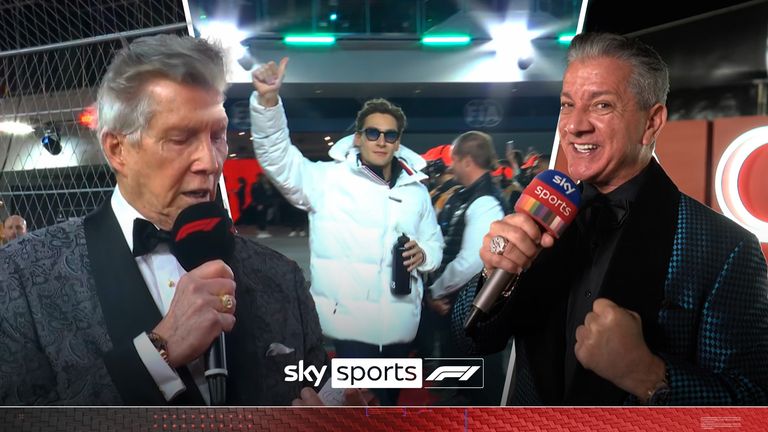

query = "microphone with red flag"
[170,201,235,405]
[464,169,581,330]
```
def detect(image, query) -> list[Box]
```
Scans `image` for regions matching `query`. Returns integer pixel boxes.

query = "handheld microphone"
[464,170,581,330]
[171,201,235,405]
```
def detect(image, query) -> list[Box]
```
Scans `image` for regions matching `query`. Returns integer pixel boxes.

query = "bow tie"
[587,193,630,228]
[132,218,173,257]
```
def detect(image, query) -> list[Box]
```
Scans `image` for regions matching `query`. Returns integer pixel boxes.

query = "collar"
[580,160,653,221]
[110,185,158,253]
[457,171,493,196]
[358,155,406,188]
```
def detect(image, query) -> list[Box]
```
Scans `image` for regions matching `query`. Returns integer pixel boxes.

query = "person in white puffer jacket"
[249,58,443,379]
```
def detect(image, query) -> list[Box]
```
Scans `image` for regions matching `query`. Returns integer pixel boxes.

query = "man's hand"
[291,387,377,406]
[480,213,554,276]
[151,260,236,368]
[574,298,666,399]
[403,240,425,272]
[252,57,289,108]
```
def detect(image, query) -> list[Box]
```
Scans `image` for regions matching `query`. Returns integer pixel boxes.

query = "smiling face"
[105,79,228,230]
[354,112,400,170]
[559,57,667,194]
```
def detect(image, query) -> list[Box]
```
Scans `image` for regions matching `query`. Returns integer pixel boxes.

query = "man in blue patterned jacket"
[454,32,768,405]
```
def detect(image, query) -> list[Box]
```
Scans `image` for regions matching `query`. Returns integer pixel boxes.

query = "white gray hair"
[96,34,228,147]
[567,32,669,110]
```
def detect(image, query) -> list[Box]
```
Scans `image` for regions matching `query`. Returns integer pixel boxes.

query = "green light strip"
[283,35,336,45]
[421,35,471,46]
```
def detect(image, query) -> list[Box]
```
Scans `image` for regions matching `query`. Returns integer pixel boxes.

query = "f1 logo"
[424,358,484,389]
[425,366,481,382]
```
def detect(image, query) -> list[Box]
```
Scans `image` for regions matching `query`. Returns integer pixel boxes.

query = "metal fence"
[0,0,188,231]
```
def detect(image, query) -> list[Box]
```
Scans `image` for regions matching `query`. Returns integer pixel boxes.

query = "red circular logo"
[715,126,768,242]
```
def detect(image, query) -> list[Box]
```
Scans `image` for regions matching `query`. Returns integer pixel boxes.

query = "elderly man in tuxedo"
[0,34,326,405]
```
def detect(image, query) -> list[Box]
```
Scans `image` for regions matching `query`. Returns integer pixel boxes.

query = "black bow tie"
[132,218,173,257]
[587,193,630,228]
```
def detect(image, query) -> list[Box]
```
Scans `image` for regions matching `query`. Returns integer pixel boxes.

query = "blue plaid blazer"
[453,160,768,405]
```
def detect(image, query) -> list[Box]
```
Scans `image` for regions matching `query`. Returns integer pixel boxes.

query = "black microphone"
[464,170,582,330]
[171,201,235,405]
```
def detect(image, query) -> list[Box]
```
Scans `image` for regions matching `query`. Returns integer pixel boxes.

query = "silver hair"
[96,34,228,147]
[567,32,669,110]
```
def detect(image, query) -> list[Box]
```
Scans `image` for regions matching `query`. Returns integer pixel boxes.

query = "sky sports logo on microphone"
[284,358,484,389]
[515,169,581,239]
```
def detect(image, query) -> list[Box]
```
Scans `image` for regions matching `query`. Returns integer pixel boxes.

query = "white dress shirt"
[111,186,210,404]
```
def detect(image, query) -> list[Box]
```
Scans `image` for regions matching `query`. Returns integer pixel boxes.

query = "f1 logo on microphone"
[175,217,222,242]
[424,358,484,389]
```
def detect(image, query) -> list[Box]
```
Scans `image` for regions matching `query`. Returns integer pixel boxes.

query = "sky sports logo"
[284,358,484,389]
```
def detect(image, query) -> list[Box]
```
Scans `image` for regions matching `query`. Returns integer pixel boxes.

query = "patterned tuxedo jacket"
[453,160,768,405]
[0,203,327,405]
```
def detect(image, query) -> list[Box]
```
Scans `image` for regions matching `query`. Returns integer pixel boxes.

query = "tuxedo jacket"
[0,202,327,405]
[454,161,768,405]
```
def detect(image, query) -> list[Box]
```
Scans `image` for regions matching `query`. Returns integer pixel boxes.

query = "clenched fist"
[574,298,666,399]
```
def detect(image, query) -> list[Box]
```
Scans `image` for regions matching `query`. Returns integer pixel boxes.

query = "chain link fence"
[0,0,188,231]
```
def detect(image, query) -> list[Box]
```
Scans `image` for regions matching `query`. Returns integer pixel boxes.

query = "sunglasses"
[361,128,400,144]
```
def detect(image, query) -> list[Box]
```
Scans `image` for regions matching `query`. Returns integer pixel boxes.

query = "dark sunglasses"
[361,128,400,144]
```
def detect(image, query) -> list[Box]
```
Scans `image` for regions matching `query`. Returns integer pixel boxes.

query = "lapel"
[564,160,680,403]
[599,160,679,346]
[84,201,205,405]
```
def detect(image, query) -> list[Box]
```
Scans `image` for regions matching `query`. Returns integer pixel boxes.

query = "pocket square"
[266,342,295,357]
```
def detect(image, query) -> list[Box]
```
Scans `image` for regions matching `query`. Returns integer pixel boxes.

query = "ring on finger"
[220,294,236,312]
[490,235,509,255]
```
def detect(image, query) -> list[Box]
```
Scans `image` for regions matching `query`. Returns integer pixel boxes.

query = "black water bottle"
[391,234,411,296]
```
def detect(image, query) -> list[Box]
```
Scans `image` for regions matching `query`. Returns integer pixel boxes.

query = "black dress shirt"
[562,164,650,399]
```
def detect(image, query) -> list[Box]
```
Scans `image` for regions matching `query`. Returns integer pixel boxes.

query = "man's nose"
[195,138,223,173]
[375,134,386,146]
[563,109,592,135]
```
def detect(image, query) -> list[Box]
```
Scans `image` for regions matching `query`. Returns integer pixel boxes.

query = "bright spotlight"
[489,21,535,70]
[0,121,34,135]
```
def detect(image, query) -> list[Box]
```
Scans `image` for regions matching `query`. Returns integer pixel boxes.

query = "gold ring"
[220,294,235,311]
[490,235,509,255]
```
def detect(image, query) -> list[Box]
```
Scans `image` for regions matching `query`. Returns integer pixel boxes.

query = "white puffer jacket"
[250,93,444,346]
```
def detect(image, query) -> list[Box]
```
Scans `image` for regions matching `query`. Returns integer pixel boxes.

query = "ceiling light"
[421,34,471,46]
[0,121,34,135]
[284,35,336,46]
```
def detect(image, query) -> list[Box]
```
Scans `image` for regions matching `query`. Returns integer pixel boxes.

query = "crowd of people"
[1,31,766,407]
